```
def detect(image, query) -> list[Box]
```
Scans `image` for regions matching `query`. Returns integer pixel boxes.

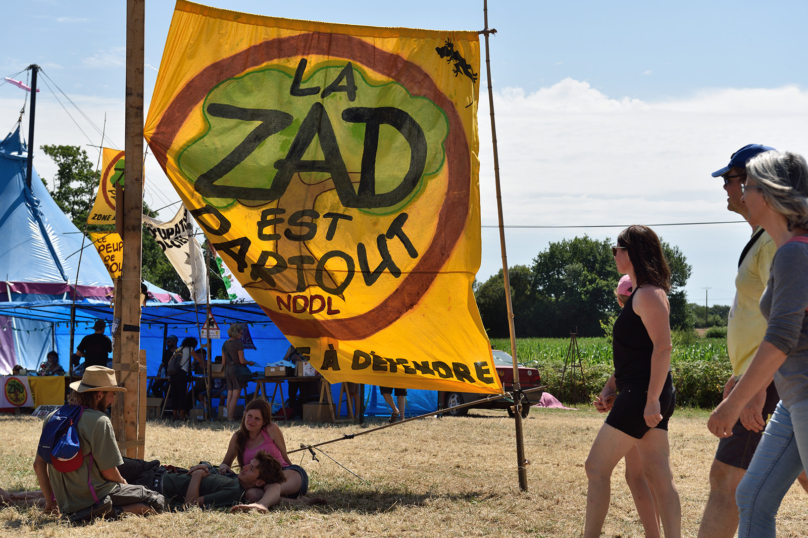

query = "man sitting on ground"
[33,366,165,518]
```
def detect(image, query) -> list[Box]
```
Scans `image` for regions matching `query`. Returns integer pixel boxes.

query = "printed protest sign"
[90,232,123,279]
[144,1,500,394]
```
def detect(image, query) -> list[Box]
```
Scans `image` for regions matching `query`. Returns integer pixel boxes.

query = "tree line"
[474,235,698,338]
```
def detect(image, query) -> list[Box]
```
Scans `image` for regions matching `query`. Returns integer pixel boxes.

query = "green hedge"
[530,358,732,407]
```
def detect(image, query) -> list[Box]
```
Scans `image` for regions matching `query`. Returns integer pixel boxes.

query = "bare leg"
[624,446,661,538]
[798,471,808,494]
[584,423,640,538]
[120,503,156,515]
[696,459,745,538]
[0,488,12,505]
[227,389,239,422]
[637,429,681,538]
[382,393,399,416]
[397,395,406,419]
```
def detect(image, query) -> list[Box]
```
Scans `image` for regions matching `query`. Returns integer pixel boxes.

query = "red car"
[441,350,542,418]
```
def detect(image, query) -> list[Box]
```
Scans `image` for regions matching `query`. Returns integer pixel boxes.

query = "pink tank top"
[243,428,289,467]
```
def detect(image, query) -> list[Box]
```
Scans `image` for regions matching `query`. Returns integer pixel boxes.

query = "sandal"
[388,413,399,423]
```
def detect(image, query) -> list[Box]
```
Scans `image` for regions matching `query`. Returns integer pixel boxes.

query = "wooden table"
[246,376,320,420]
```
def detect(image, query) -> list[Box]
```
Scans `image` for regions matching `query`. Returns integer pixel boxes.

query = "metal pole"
[482,0,528,491]
[25,65,39,190]
[703,287,710,327]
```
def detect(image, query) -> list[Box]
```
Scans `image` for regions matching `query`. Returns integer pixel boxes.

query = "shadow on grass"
[289,488,503,515]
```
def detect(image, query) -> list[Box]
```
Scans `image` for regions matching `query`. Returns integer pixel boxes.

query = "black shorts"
[379,386,407,396]
[284,465,308,498]
[605,373,676,439]
[715,380,780,470]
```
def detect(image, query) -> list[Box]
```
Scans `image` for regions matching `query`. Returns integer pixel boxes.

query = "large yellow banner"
[144,1,500,394]
[86,148,124,225]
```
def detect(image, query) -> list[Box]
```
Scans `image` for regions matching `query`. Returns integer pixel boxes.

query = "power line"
[481,220,745,229]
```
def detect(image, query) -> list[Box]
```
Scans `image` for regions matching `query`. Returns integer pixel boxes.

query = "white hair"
[746,150,808,230]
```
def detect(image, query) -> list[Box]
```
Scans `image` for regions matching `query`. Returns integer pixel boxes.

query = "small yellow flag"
[90,232,122,279]
[86,148,124,225]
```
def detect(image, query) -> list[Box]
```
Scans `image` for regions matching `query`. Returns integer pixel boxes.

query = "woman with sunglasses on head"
[707,151,808,538]
[584,225,680,538]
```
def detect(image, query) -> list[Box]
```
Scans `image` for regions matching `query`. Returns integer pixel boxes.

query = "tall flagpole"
[481,0,528,492]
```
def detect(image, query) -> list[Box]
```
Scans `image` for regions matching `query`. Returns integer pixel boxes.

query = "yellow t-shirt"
[727,229,777,376]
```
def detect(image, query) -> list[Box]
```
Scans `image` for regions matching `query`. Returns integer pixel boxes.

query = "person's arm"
[237,349,255,367]
[633,286,672,428]
[190,349,206,371]
[708,341,787,437]
[33,455,57,514]
[593,374,617,413]
[218,432,239,474]
[231,483,281,512]
[266,424,291,466]
[100,466,127,484]
[184,468,208,505]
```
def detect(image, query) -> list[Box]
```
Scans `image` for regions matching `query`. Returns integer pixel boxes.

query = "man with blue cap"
[697,144,807,536]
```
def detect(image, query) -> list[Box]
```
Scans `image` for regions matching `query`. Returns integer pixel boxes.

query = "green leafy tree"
[40,145,99,227]
[475,235,694,338]
[474,265,535,338]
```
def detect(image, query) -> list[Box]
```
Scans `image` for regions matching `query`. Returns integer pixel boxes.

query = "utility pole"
[24,64,39,189]
[112,0,145,458]
[703,287,711,327]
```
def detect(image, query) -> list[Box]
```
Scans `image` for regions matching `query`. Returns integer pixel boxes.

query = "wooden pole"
[482,0,528,491]
[113,0,145,458]
[25,64,39,190]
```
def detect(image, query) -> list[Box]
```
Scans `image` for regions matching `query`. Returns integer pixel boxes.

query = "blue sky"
[3,0,808,309]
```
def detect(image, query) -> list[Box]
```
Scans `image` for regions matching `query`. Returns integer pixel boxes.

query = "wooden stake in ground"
[112,0,145,458]
[481,0,528,492]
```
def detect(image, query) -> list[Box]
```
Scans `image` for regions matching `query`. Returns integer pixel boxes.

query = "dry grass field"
[1,407,807,537]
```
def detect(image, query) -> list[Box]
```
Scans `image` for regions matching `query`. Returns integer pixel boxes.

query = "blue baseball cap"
[712,144,776,177]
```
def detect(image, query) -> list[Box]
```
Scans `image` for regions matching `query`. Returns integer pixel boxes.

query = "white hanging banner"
[0,376,34,408]
[143,206,208,304]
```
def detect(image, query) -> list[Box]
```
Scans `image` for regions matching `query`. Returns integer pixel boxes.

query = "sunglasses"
[611,246,626,256]
[722,173,746,186]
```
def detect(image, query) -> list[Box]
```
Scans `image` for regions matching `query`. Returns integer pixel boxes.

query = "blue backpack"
[37,405,85,471]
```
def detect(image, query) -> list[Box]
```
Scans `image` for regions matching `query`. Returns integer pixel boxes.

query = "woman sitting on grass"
[218,398,325,511]
[584,225,681,538]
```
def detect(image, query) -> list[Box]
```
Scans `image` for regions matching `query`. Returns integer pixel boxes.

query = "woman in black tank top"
[584,226,681,538]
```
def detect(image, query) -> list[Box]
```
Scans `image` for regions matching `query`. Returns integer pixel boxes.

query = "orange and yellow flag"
[86,148,124,225]
[144,1,500,394]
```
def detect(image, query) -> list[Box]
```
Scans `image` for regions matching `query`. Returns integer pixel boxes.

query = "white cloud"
[82,47,125,68]
[4,78,808,303]
[643,70,652,76]
[56,17,89,23]
[555,61,563,65]
[477,79,808,299]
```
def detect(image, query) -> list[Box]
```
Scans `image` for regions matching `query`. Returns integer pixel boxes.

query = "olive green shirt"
[43,408,123,513]
[162,465,245,508]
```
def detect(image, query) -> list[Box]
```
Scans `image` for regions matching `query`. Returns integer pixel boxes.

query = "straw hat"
[69,366,127,393]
